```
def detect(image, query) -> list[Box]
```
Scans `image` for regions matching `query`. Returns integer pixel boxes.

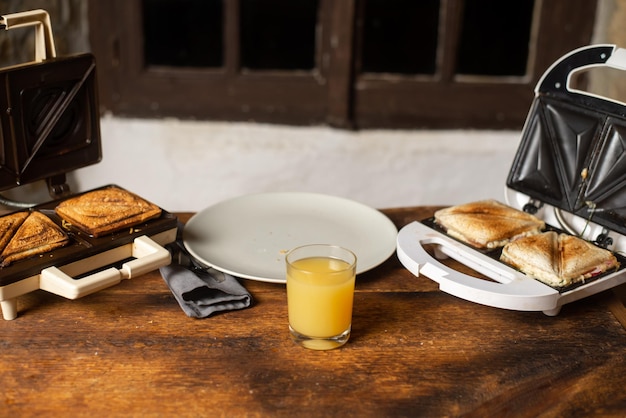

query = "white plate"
[183,192,398,283]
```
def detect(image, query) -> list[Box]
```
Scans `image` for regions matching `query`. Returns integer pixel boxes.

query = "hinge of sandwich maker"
[594,229,613,249]
[46,174,72,200]
[522,199,543,215]
[0,175,71,209]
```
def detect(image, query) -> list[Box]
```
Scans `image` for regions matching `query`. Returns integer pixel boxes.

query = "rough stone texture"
[0,0,88,65]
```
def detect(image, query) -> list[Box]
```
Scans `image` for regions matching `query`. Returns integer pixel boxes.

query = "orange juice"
[287,256,356,338]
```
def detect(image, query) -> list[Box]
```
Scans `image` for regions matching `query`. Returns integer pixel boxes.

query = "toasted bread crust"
[500,231,560,285]
[434,200,545,248]
[558,234,619,282]
[0,211,29,253]
[0,211,69,266]
[55,186,162,237]
[500,231,619,288]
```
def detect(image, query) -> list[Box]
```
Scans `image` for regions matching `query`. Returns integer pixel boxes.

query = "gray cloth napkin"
[160,232,253,318]
[160,264,252,318]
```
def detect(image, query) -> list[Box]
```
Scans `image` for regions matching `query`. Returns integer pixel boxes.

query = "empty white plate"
[183,192,398,283]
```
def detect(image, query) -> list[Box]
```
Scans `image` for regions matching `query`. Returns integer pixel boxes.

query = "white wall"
[78,116,523,212]
[4,116,522,212]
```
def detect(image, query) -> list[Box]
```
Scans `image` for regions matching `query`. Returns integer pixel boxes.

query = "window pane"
[361,0,440,74]
[456,0,535,76]
[240,0,318,70]
[143,0,223,68]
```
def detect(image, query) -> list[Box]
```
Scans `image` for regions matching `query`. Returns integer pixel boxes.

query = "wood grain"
[2,207,625,417]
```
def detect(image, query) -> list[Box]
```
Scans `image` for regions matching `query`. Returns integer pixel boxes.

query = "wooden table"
[2,207,626,417]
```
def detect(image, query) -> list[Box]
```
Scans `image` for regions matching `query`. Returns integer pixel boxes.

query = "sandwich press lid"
[506,44,626,241]
[0,10,101,199]
[0,54,101,191]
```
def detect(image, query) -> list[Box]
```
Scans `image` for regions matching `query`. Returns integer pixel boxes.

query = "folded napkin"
[160,228,253,318]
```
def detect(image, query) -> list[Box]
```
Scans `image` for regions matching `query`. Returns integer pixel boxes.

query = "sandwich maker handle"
[396,221,562,315]
[536,44,626,106]
[39,236,171,300]
[0,9,56,61]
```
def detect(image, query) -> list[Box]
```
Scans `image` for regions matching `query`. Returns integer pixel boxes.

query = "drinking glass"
[286,244,357,350]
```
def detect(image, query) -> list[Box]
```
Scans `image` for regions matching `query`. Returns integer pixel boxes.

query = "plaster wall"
[68,118,521,212]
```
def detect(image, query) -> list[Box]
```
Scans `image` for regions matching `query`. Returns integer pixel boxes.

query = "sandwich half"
[55,186,162,237]
[500,231,620,288]
[0,211,29,254]
[434,200,545,249]
[1,211,70,266]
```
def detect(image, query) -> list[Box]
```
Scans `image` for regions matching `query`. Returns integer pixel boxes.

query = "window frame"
[88,0,598,130]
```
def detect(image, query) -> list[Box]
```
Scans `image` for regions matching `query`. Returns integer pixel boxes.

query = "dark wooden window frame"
[88,0,597,130]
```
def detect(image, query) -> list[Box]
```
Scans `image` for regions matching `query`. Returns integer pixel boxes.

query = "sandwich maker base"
[0,185,178,321]
[397,44,626,315]
[0,10,177,320]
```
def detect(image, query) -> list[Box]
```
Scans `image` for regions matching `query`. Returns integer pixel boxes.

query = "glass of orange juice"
[286,244,357,350]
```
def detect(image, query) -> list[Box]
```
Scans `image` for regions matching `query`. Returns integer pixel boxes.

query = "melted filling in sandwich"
[0,211,69,267]
[55,186,162,237]
[500,231,620,288]
[434,199,545,249]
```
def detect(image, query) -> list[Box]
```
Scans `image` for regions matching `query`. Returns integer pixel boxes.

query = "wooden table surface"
[2,207,626,417]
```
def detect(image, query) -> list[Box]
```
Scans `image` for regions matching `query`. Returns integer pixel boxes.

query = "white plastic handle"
[604,47,626,70]
[0,9,56,61]
[396,221,562,314]
[39,235,171,299]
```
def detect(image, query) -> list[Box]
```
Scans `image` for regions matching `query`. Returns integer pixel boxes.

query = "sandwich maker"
[397,44,626,315]
[0,10,177,320]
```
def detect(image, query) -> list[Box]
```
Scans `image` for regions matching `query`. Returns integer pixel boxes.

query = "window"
[240,0,318,70]
[456,1,534,76]
[360,0,440,75]
[143,0,224,68]
[88,0,598,129]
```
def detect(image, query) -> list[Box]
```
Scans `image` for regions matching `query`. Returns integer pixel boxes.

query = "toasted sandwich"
[55,186,162,237]
[0,211,69,266]
[434,200,545,249]
[500,231,619,288]
[0,211,29,253]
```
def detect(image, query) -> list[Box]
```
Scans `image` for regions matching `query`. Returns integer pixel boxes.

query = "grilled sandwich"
[0,211,69,266]
[0,211,29,254]
[434,199,545,249]
[55,186,162,237]
[500,231,619,288]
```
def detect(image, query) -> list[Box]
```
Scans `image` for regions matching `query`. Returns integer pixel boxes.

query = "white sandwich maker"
[397,44,626,315]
